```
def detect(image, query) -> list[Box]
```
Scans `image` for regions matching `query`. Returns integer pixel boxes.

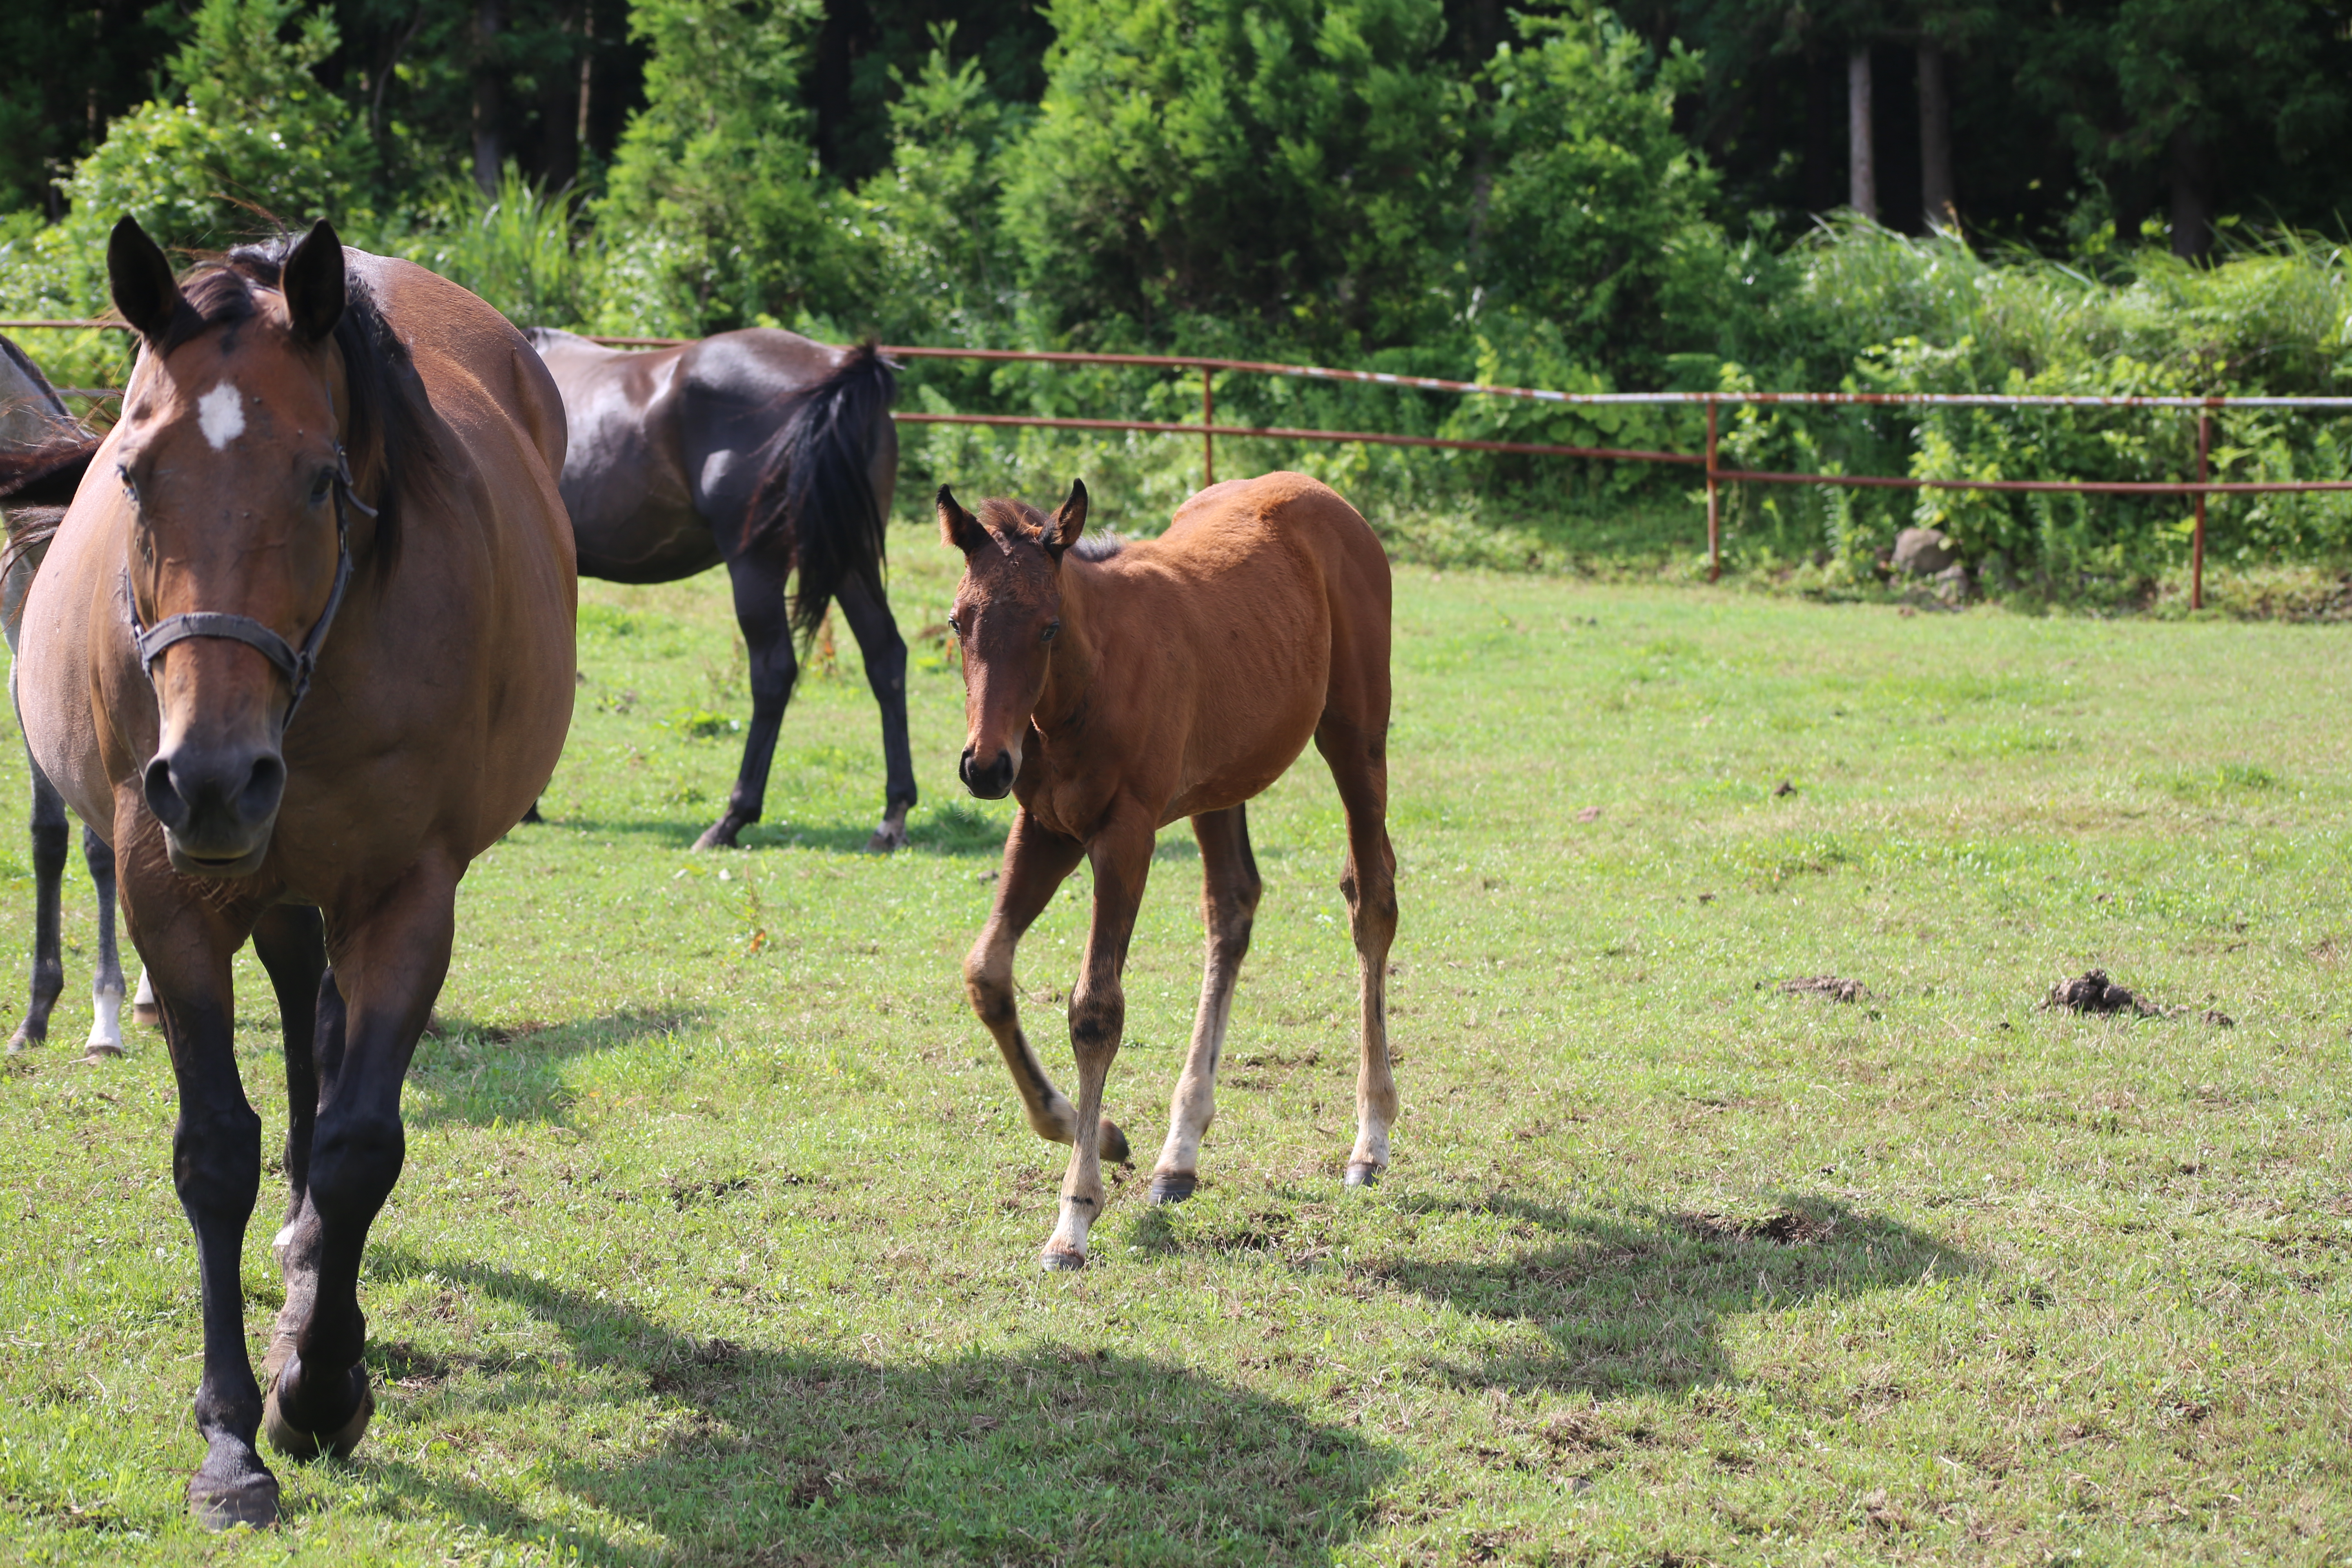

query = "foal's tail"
[747,341,897,645]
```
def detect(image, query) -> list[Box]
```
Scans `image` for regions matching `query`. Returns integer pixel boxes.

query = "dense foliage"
[4,0,2350,592]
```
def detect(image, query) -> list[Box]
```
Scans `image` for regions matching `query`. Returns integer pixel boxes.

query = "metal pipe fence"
[12,318,2352,609]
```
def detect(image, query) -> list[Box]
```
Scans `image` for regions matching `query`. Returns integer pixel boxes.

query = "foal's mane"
[163,237,445,579]
[971,496,1123,561]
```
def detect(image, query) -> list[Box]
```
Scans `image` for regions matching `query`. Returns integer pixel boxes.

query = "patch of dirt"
[2043,970,2163,1016]
[1682,1210,1834,1245]
[2201,1009,2236,1027]
[1537,1408,1615,1452]
[1780,976,1868,1002]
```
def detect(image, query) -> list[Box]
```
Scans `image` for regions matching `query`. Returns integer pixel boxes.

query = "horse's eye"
[308,470,335,506]
[947,612,964,637]
[116,464,137,500]
[1041,621,1060,644]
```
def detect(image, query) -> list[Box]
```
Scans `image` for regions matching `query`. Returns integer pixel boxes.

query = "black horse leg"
[265,862,454,1462]
[250,905,327,1265]
[131,898,277,1527]
[9,752,67,1054]
[694,552,798,850]
[833,571,917,853]
[82,825,125,1058]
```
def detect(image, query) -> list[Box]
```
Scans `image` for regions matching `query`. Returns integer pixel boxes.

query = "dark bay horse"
[0,335,129,1056]
[526,327,912,851]
[939,472,1399,1270]
[16,217,575,1526]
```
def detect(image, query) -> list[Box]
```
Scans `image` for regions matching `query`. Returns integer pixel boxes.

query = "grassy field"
[1,520,2349,1566]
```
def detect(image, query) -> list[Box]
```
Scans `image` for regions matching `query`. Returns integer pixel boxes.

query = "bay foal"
[941,472,1397,1270]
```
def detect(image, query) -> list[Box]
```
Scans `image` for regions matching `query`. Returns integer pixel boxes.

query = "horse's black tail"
[0,432,99,512]
[746,341,897,645]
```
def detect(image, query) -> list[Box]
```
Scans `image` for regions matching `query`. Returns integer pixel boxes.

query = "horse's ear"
[1045,478,1087,560]
[281,219,347,342]
[107,216,185,345]
[938,486,989,554]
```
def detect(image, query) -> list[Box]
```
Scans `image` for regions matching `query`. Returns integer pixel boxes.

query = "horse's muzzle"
[959,744,1018,800]
[145,744,285,877]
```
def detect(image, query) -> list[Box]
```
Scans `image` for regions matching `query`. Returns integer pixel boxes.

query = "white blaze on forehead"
[196,383,246,450]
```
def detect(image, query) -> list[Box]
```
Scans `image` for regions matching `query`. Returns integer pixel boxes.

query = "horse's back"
[362,256,565,481]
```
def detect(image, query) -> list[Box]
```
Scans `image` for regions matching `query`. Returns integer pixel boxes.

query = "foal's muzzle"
[145,741,285,877]
[960,744,1018,800]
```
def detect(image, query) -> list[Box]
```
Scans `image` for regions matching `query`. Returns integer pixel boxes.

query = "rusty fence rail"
[12,318,2352,608]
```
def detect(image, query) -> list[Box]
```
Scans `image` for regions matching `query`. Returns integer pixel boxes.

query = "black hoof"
[1099,1117,1131,1165]
[264,1360,374,1462]
[1344,1162,1383,1189]
[1147,1172,1197,1205]
[690,821,742,851]
[1040,1242,1088,1272]
[519,801,544,825]
[188,1463,279,1530]
[864,821,908,854]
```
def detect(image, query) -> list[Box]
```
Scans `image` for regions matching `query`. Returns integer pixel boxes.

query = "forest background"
[4,0,2352,597]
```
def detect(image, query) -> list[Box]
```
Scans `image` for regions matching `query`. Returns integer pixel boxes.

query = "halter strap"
[123,447,372,725]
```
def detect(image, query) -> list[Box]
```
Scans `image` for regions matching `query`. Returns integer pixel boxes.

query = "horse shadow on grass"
[350,1251,1400,1566]
[522,802,1013,858]
[1140,1188,1978,1396]
[404,1004,713,1129]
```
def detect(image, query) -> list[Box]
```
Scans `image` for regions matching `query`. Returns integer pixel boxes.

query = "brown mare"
[939,472,1398,1270]
[525,327,910,851]
[14,218,574,1526]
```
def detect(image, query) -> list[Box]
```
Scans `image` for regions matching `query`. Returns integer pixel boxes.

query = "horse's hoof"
[1040,1241,1088,1272]
[1098,1117,1131,1165]
[1344,1161,1383,1190]
[80,1043,124,1062]
[264,1363,374,1462]
[132,1002,161,1028]
[864,821,907,854]
[6,1029,34,1056]
[691,813,747,851]
[187,1471,279,1530]
[1147,1172,1197,1205]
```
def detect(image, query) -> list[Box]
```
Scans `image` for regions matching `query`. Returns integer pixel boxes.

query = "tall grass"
[378,163,599,330]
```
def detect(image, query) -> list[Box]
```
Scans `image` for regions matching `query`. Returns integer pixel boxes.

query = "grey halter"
[122,446,376,724]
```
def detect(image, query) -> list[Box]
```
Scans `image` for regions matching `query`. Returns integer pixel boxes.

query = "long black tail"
[0,433,100,599]
[746,341,897,644]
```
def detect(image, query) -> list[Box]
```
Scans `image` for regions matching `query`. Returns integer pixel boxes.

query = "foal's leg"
[250,903,327,1381]
[1043,814,1154,1271]
[833,571,917,853]
[265,860,455,1463]
[1149,804,1261,1204]
[133,969,160,1027]
[9,754,67,1054]
[696,551,799,850]
[82,825,125,1058]
[1316,717,1399,1187]
[964,810,1124,1154]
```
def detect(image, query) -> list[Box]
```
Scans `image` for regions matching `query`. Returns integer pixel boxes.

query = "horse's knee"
[1069,985,1125,1062]
[303,1114,405,1227]
[172,1102,263,1210]
[963,956,1016,1029]
[28,816,66,876]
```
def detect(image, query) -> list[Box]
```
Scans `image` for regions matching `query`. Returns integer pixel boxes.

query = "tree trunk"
[2168,126,2214,261]
[472,0,505,197]
[1848,45,1877,220]
[1918,40,1953,229]
[576,4,595,160]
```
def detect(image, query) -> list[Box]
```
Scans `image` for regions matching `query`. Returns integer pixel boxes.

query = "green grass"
[2,522,2350,1565]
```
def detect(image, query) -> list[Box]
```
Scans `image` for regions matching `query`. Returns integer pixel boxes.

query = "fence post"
[2192,410,2209,611]
[1705,399,1721,583]
[1202,365,1215,489]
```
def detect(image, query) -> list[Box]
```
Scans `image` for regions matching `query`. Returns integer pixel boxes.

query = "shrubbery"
[4,0,2349,596]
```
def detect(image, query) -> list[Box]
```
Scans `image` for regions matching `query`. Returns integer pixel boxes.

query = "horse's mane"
[973,497,1123,560]
[163,237,445,579]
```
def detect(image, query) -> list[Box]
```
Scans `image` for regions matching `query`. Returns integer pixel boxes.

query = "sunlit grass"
[0,521,2348,1563]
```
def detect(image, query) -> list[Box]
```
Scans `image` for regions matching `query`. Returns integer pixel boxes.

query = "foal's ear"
[1044,478,1088,560]
[281,219,347,343]
[107,216,187,345]
[937,486,988,554]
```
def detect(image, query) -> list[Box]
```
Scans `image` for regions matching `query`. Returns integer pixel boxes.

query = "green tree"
[63,0,379,247]
[594,0,854,333]
[998,0,1470,353]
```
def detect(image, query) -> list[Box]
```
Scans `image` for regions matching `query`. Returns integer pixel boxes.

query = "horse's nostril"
[240,753,286,820]
[143,756,189,830]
